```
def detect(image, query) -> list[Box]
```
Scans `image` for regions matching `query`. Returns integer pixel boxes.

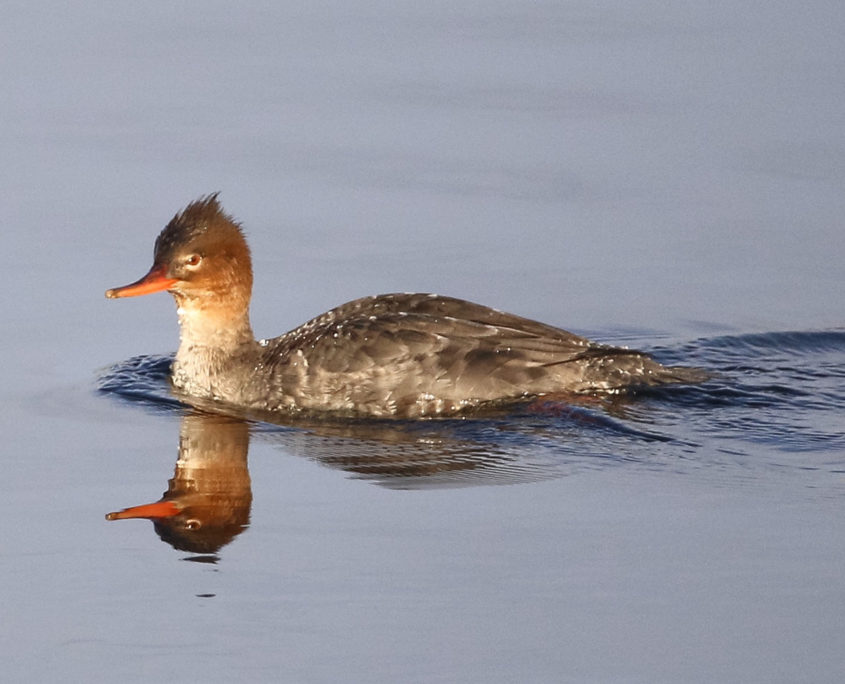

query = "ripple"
[97,329,845,491]
[97,354,179,409]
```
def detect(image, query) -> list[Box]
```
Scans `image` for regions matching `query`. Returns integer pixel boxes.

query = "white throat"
[171,297,256,400]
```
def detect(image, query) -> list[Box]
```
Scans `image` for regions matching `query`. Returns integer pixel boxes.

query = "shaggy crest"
[154,193,248,263]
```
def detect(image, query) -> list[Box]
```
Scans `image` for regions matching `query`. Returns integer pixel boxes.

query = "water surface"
[2,2,844,682]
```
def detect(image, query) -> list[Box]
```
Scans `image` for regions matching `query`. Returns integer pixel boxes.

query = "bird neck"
[173,293,256,356]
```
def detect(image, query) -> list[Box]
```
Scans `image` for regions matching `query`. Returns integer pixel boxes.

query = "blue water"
[99,329,845,499]
[3,1,845,682]
[84,327,845,683]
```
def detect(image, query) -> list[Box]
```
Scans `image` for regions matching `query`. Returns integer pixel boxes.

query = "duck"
[105,194,705,418]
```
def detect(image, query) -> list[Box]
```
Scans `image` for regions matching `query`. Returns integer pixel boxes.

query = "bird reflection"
[106,413,252,559]
[106,393,668,557]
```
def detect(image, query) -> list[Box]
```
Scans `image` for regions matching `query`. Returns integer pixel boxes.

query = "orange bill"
[105,500,182,521]
[105,264,177,298]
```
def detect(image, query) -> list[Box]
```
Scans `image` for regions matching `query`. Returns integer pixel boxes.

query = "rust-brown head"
[106,494,252,555]
[105,194,253,306]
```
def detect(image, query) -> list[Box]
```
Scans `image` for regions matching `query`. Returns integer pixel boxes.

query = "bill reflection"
[107,412,252,560]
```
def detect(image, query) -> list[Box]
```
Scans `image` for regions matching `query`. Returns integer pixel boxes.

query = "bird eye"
[185,519,202,530]
[184,254,202,268]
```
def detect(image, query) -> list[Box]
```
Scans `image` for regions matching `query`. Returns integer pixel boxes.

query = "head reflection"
[106,400,591,556]
[107,412,252,557]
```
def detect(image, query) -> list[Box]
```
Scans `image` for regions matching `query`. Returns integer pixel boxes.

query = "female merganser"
[106,195,705,418]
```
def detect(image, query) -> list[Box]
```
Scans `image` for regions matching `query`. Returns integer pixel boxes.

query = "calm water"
[3,2,845,683]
